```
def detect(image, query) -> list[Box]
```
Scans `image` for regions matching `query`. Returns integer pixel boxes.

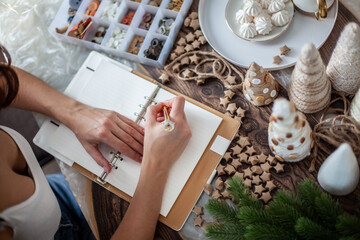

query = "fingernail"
[139,156,143,162]
[104,167,110,174]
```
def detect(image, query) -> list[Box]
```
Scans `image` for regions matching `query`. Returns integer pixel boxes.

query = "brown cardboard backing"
[73,70,240,230]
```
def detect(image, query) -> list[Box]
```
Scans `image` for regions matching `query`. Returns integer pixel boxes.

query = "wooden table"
[90,1,360,239]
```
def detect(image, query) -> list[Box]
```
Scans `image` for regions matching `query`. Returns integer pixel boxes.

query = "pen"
[162,106,175,132]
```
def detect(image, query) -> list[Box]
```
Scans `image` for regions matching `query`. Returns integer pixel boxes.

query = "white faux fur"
[0,0,90,91]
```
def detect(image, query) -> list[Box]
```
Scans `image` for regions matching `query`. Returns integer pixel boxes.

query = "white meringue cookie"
[235,9,253,24]
[271,10,291,26]
[243,1,262,17]
[255,17,273,35]
[239,22,257,38]
[260,0,272,9]
[268,0,286,14]
[254,10,271,24]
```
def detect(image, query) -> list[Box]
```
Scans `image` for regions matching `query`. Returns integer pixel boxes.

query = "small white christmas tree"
[289,43,331,113]
[350,87,360,124]
[326,22,360,95]
[268,98,313,162]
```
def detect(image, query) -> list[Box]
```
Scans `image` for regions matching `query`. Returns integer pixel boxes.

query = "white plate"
[198,0,338,70]
[225,0,295,42]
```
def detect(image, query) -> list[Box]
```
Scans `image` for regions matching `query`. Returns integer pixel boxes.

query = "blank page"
[48,59,222,217]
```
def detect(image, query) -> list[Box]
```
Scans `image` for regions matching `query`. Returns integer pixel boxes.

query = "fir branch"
[314,192,341,228]
[205,223,246,240]
[336,214,360,238]
[295,217,336,240]
[267,193,303,229]
[297,179,323,220]
[244,223,296,240]
[205,199,241,225]
[227,177,263,209]
[237,206,272,226]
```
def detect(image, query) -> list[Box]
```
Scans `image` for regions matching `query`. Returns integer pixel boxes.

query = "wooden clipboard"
[72,69,240,230]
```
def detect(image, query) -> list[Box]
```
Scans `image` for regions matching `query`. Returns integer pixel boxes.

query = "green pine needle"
[205,223,246,240]
[245,223,296,240]
[297,179,323,220]
[205,199,240,225]
[227,177,263,209]
[237,206,272,226]
[314,193,341,228]
[336,214,360,238]
[295,217,336,240]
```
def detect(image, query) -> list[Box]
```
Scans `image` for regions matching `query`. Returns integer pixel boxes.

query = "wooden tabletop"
[91,1,360,239]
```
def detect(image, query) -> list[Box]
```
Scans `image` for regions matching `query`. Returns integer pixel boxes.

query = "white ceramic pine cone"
[350,88,360,124]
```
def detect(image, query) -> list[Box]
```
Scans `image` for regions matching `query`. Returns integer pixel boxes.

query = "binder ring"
[139,104,145,108]
[144,96,157,104]
[134,112,145,120]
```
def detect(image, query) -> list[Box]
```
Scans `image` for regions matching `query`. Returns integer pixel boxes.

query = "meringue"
[239,22,257,38]
[235,9,253,24]
[268,98,313,162]
[243,1,262,17]
[254,10,271,23]
[255,17,273,35]
[268,0,286,13]
[271,10,291,26]
[258,0,271,9]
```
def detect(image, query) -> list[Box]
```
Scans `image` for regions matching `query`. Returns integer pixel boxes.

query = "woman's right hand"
[142,96,192,173]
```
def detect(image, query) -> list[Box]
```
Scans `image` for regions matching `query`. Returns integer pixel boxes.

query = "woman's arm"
[10,67,144,173]
[111,96,192,239]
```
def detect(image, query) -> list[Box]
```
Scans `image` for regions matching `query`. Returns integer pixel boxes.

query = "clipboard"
[34,51,240,230]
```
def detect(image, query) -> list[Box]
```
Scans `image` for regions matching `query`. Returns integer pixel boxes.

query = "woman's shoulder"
[0,129,35,212]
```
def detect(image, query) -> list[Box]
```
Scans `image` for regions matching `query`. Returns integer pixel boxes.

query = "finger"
[110,127,143,155]
[106,133,142,162]
[144,102,164,123]
[83,142,112,173]
[115,117,144,145]
[117,114,144,136]
[168,96,185,119]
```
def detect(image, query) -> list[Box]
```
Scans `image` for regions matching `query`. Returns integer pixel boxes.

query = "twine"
[310,91,360,172]
[164,50,244,90]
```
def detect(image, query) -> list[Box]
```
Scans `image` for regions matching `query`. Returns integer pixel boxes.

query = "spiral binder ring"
[97,152,123,184]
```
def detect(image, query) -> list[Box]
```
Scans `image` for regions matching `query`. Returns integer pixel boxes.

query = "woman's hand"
[142,96,192,173]
[66,104,144,173]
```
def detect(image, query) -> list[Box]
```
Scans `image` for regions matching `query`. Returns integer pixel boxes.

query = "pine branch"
[205,223,246,240]
[336,214,360,238]
[244,223,296,240]
[314,192,341,228]
[295,217,336,240]
[237,206,272,226]
[297,179,323,220]
[205,199,241,225]
[267,192,303,229]
[227,177,263,209]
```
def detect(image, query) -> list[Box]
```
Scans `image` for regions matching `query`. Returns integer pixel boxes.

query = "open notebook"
[47,57,222,217]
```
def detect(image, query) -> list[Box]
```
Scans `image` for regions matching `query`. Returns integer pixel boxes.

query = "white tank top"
[0,126,61,240]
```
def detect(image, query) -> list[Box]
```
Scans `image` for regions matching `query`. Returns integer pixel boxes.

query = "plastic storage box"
[49,0,193,67]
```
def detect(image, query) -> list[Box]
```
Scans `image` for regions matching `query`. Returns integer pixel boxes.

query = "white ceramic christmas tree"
[326,22,360,95]
[268,98,313,162]
[317,143,359,196]
[289,43,331,113]
[350,87,360,124]
[243,62,279,106]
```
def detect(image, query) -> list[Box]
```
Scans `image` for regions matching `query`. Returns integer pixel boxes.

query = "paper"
[210,135,231,156]
[48,60,222,216]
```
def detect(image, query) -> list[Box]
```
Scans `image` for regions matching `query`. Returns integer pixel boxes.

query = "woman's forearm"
[111,158,169,240]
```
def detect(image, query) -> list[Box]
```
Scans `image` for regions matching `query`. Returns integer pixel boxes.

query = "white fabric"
[0,126,61,240]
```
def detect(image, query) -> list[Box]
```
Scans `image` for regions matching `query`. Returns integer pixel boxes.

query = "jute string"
[310,91,360,172]
[164,50,244,90]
